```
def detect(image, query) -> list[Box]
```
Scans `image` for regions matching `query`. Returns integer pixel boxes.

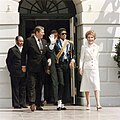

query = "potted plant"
[113,38,120,78]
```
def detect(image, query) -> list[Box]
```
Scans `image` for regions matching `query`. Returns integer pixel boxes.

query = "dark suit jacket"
[21,36,50,73]
[6,45,25,77]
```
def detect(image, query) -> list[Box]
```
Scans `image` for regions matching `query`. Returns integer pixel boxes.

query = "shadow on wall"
[90,0,120,67]
[0,67,12,108]
[93,0,120,50]
[0,66,10,84]
[92,0,120,95]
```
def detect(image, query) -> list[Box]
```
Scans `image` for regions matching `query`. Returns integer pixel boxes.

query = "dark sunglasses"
[61,33,67,35]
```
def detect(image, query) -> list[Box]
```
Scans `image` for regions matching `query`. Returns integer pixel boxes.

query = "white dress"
[79,43,100,91]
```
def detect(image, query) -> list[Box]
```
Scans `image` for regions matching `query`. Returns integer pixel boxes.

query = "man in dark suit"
[6,36,27,109]
[49,30,59,105]
[21,26,51,111]
[54,28,75,110]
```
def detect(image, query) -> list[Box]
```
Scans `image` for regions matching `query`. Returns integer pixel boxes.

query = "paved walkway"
[0,105,119,120]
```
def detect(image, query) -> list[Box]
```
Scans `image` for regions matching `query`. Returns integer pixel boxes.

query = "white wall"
[73,0,120,106]
[0,0,19,107]
[0,0,120,107]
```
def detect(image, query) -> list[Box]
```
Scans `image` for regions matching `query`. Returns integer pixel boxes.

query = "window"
[19,0,76,17]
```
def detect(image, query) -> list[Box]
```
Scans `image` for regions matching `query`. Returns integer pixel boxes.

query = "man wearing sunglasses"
[54,28,75,110]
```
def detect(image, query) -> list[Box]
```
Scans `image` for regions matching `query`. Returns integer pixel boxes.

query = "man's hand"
[79,69,83,76]
[22,66,26,73]
[49,34,57,44]
[69,61,75,69]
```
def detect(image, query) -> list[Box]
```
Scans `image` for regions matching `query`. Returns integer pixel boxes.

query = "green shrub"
[113,38,120,78]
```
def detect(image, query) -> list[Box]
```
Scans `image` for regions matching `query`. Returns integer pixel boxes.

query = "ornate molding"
[12,0,21,2]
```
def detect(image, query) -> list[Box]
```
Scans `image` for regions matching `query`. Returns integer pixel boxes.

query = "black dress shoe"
[41,100,47,106]
[61,107,67,110]
[14,106,21,109]
[20,105,28,108]
[57,107,61,111]
[36,106,43,110]
[54,102,58,106]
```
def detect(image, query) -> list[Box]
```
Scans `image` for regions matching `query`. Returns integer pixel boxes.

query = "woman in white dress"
[79,30,102,110]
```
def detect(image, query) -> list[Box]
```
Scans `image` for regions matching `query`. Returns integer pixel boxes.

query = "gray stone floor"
[0,105,119,120]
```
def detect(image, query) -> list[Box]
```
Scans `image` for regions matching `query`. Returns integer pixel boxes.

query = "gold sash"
[56,40,73,63]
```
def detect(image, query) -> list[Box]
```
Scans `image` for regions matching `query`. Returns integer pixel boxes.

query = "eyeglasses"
[61,33,67,35]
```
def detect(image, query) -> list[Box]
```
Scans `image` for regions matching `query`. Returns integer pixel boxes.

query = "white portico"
[0,0,120,107]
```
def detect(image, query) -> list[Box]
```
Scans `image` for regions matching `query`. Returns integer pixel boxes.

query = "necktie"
[38,39,43,50]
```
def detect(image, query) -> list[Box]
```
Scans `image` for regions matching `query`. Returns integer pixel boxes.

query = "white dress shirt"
[16,44,23,53]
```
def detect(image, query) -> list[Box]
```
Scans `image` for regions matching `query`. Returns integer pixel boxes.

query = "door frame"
[19,15,79,104]
[19,15,71,38]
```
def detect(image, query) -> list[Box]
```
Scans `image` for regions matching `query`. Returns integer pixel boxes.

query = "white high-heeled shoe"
[86,106,90,110]
[86,105,90,110]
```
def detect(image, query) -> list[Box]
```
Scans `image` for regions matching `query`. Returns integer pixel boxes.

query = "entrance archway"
[19,0,76,39]
[19,0,80,104]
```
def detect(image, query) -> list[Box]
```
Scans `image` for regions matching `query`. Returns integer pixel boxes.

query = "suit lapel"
[66,42,70,53]
[15,45,20,53]
[58,39,62,49]
[32,37,48,54]
[41,39,46,48]
[32,36,41,53]
[14,45,21,58]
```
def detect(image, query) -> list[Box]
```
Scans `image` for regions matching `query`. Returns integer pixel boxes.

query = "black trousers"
[56,61,71,103]
[11,76,26,107]
[50,53,58,103]
[27,71,45,106]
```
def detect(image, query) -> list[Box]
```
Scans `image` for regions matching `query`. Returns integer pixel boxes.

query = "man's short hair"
[34,26,44,33]
[50,30,58,34]
[58,28,66,34]
[15,36,23,41]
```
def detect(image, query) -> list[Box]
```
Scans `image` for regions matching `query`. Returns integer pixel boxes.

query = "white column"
[0,0,20,107]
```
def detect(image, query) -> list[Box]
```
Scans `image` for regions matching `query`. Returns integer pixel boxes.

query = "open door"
[70,17,76,104]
